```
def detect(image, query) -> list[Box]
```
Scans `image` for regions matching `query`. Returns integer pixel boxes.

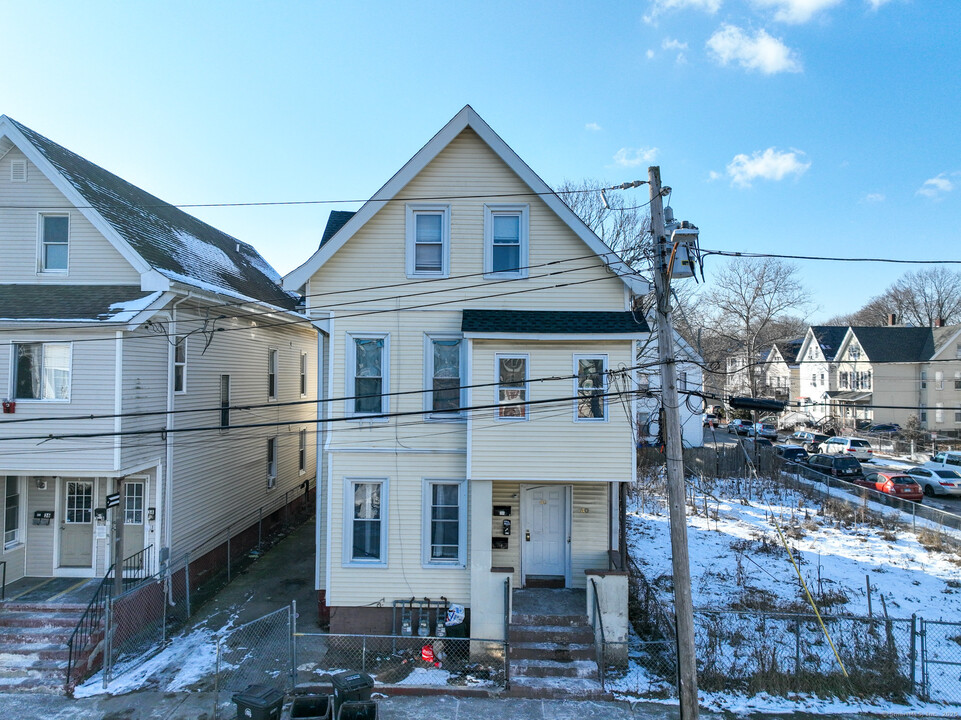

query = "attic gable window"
[406,205,450,277]
[39,214,69,272]
[484,205,529,278]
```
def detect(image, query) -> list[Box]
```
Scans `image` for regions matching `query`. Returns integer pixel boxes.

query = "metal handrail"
[0,560,5,601]
[504,576,511,690]
[590,577,606,690]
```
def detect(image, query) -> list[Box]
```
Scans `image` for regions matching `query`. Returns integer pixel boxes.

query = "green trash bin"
[290,695,332,720]
[331,671,373,718]
[336,701,377,720]
[231,684,284,720]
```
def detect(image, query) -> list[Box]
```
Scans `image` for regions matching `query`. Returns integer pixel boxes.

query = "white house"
[0,116,317,587]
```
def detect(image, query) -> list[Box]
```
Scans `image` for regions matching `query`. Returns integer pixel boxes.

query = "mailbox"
[33,510,54,526]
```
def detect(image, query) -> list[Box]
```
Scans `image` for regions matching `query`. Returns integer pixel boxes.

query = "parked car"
[859,471,923,502]
[775,445,809,463]
[702,413,719,427]
[789,431,829,453]
[867,423,901,434]
[750,423,779,441]
[807,453,864,479]
[904,467,961,497]
[821,436,874,461]
[749,437,774,448]
[727,419,753,435]
[923,451,961,471]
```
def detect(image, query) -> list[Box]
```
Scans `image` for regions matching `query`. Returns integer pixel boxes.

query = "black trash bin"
[336,701,377,720]
[290,695,332,720]
[231,684,285,720]
[331,671,374,718]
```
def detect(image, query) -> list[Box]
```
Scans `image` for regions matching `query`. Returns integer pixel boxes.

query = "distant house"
[284,106,654,642]
[0,116,317,586]
[762,339,802,404]
[796,326,848,423]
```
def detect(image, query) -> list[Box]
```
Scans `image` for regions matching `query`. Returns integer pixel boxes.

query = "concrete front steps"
[0,602,86,693]
[508,606,606,698]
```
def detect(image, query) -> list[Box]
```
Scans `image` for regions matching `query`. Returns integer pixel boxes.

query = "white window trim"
[573,354,609,423]
[483,204,529,278]
[266,437,277,489]
[4,476,24,551]
[495,353,530,422]
[342,477,389,567]
[174,336,187,394]
[421,478,467,568]
[299,429,307,475]
[300,352,308,398]
[123,481,145,525]
[11,341,73,403]
[267,348,279,400]
[345,332,390,420]
[423,333,467,421]
[219,374,231,431]
[405,204,450,278]
[37,212,70,274]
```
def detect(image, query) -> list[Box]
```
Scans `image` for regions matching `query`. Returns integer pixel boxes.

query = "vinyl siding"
[166,303,317,557]
[0,147,140,284]
[25,481,57,576]
[120,327,169,469]
[470,340,635,482]
[327,453,470,607]
[0,330,119,472]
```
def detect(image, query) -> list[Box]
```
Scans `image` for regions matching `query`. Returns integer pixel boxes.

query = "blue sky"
[4,0,958,321]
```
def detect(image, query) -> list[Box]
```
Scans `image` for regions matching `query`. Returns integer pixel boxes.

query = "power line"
[702,249,961,265]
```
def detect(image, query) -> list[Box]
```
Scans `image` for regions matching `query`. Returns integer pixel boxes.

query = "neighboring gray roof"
[461,309,650,334]
[775,338,803,365]
[850,326,935,363]
[810,326,849,361]
[320,210,356,248]
[0,285,159,322]
[8,118,296,310]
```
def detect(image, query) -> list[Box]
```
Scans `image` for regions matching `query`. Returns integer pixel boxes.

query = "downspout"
[164,295,189,567]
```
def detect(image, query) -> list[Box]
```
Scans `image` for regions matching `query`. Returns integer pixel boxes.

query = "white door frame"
[519,483,572,588]
[54,477,97,577]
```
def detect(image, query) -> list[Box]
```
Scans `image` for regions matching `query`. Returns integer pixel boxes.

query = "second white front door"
[521,484,570,584]
[60,480,94,568]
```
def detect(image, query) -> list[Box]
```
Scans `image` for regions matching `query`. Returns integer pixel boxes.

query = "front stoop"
[0,603,85,693]
[508,606,607,698]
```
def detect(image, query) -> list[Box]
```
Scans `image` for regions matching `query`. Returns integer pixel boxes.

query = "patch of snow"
[395,667,452,686]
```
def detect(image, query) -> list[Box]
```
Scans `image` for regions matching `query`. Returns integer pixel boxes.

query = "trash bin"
[331,671,373,718]
[231,684,285,720]
[336,701,377,720]
[290,695,332,720]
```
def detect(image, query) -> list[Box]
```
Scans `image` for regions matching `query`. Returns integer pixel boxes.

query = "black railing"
[121,545,154,589]
[590,577,607,690]
[0,560,6,601]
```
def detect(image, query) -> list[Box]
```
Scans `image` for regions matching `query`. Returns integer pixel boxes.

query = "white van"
[923,451,961,471]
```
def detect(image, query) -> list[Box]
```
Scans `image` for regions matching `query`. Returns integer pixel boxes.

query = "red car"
[859,471,923,502]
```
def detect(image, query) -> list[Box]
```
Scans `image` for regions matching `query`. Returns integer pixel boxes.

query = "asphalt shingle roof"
[810,326,849,361]
[461,309,650,334]
[850,326,936,363]
[320,210,356,248]
[0,285,158,321]
[9,118,295,310]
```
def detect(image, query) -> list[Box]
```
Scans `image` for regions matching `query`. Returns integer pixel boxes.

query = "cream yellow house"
[285,107,647,641]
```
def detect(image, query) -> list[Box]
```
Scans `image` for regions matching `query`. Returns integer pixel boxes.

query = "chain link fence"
[919,618,961,703]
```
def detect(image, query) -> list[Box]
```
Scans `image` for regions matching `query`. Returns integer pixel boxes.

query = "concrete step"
[0,602,87,613]
[509,623,594,644]
[511,658,599,679]
[509,675,605,696]
[511,613,587,627]
[510,641,594,662]
[0,625,75,644]
[0,610,82,629]
[0,672,68,694]
[0,643,71,662]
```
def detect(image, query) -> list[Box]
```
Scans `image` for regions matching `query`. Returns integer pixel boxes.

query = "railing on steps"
[64,545,155,692]
[504,576,511,690]
[590,577,607,690]
[0,560,6,601]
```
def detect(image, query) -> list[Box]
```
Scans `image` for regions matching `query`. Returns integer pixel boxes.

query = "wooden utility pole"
[649,166,699,719]
[112,476,125,599]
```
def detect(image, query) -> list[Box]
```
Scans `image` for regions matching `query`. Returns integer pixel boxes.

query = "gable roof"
[0,116,296,310]
[320,210,356,248]
[462,309,649,335]
[802,326,848,362]
[0,285,163,323]
[847,326,936,363]
[774,338,803,365]
[283,106,648,295]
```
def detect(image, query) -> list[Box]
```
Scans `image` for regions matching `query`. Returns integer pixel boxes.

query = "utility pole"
[649,165,699,719]
[112,476,125,599]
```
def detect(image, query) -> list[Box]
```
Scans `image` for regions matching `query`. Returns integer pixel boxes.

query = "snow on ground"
[619,469,961,714]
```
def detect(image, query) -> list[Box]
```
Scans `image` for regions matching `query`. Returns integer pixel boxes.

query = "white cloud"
[708,170,723,182]
[751,0,843,24]
[725,147,811,187]
[707,24,802,74]
[867,0,893,8]
[916,174,955,199]
[662,38,689,51]
[585,122,602,132]
[864,192,885,203]
[645,0,722,23]
[646,49,656,59]
[613,147,660,167]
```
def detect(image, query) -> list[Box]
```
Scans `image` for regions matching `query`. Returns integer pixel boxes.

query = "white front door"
[59,480,94,568]
[521,484,570,585]
[122,480,146,565]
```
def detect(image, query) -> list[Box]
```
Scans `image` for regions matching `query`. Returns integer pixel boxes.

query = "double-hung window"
[299,429,307,474]
[300,352,308,397]
[266,438,277,488]
[406,205,450,277]
[422,479,466,567]
[268,349,278,400]
[219,375,230,429]
[344,479,388,565]
[14,342,71,401]
[496,354,528,420]
[575,355,607,421]
[4,476,21,550]
[921,371,928,389]
[484,205,529,277]
[347,334,389,417]
[174,336,187,393]
[39,214,69,272]
[425,335,465,418]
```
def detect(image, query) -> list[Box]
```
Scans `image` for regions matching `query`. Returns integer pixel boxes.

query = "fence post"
[258,507,263,552]
[185,551,192,618]
[103,599,112,689]
[362,635,367,673]
[794,620,801,675]
[291,600,297,691]
[227,529,232,584]
[910,614,917,695]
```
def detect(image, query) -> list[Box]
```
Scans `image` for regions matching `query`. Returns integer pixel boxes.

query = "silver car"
[904,467,961,497]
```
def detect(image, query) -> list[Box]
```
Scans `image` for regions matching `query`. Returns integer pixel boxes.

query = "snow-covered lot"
[617,469,961,716]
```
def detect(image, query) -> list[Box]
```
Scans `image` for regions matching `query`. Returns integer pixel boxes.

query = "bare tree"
[827,268,961,327]
[556,179,650,268]
[698,258,812,398]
